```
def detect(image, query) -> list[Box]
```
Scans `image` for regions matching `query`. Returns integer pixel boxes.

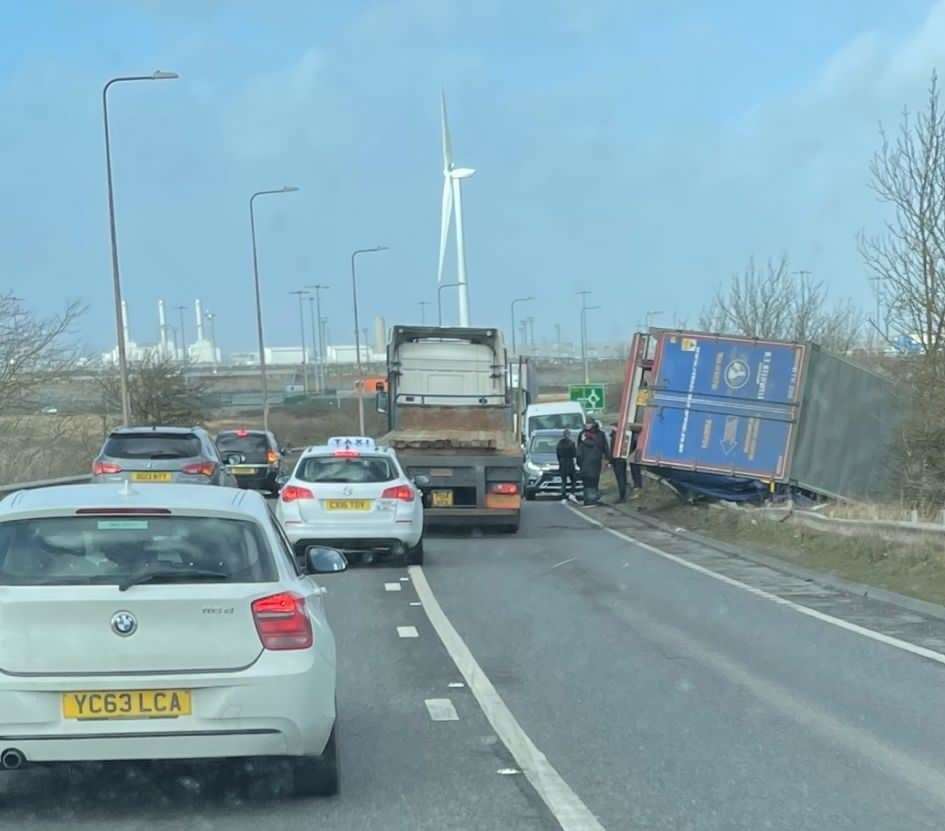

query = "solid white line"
[384,582,402,592]
[397,625,419,638]
[424,698,460,721]
[567,505,945,667]
[409,565,606,831]
[550,557,577,570]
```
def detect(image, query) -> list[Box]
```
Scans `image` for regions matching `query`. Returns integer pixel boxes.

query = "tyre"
[525,489,536,501]
[501,522,520,534]
[293,724,339,797]
[406,538,424,566]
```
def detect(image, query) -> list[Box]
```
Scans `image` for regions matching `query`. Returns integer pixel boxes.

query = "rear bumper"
[423,508,520,528]
[231,469,277,490]
[282,520,422,551]
[0,650,335,763]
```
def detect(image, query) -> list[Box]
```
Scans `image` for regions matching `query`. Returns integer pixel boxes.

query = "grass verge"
[596,477,945,608]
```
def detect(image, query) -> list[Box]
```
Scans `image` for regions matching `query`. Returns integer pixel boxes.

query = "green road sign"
[569,383,606,413]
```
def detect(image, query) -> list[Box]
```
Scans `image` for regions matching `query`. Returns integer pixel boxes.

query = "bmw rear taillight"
[281,485,314,502]
[182,460,217,477]
[266,450,279,464]
[381,484,415,502]
[252,592,313,650]
[489,482,519,495]
[93,461,122,475]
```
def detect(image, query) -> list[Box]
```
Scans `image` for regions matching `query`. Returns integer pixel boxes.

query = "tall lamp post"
[351,246,388,434]
[437,281,462,326]
[510,296,534,355]
[289,289,310,393]
[103,70,179,425]
[306,283,330,393]
[418,301,431,325]
[250,186,299,430]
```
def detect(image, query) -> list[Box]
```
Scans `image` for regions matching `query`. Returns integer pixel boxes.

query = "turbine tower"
[436,91,475,327]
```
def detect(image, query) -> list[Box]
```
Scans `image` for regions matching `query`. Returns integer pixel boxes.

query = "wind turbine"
[436,91,475,327]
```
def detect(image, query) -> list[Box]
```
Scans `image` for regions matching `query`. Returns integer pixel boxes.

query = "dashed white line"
[409,601,422,607]
[396,625,419,638]
[399,576,410,582]
[409,565,606,831]
[424,698,459,721]
[384,582,402,592]
[568,504,945,667]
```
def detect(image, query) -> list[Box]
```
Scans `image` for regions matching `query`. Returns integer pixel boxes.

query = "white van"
[522,401,587,444]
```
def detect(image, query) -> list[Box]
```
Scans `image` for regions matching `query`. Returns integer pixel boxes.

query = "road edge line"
[409,564,607,831]
[566,504,945,667]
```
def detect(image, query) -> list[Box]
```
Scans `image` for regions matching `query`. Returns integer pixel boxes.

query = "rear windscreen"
[529,413,584,434]
[216,434,269,456]
[0,516,276,586]
[103,433,201,460]
[296,455,396,484]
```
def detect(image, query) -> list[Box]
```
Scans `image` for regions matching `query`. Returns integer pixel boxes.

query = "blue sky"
[1,0,943,352]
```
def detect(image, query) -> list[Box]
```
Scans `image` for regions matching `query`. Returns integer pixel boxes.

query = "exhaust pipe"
[1,749,25,770]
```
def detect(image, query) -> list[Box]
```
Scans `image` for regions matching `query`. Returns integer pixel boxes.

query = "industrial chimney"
[195,299,204,342]
[158,299,168,356]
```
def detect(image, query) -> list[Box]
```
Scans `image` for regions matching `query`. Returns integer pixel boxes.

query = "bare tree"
[700,255,862,353]
[100,353,208,426]
[0,294,94,485]
[859,72,945,361]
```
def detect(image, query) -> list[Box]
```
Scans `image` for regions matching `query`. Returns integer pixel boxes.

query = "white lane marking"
[397,626,419,638]
[425,698,460,721]
[409,601,422,607]
[384,582,402,592]
[568,505,945,667]
[448,681,465,689]
[550,557,577,570]
[409,565,606,831]
[497,768,522,776]
[399,576,410,582]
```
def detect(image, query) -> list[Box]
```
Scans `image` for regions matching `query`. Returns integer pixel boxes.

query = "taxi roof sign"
[327,436,376,452]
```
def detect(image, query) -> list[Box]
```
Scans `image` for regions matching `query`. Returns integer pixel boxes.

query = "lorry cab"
[522,401,587,445]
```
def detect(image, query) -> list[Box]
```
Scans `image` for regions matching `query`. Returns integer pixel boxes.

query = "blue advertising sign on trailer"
[639,333,806,480]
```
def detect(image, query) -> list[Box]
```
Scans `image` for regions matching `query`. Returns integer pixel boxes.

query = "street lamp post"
[510,296,534,355]
[577,290,593,383]
[437,281,462,326]
[419,301,430,325]
[289,289,310,394]
[250,186,300,431]
[103,71,179,425]
[306,283,329,393]
[351,247,388,434]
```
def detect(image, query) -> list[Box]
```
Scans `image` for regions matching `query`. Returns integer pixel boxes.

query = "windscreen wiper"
[119,568,229,592]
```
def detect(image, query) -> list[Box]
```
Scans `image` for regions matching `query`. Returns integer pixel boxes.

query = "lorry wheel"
[500,523,520,534]
[406,538,424,566]
[525,490,536,501]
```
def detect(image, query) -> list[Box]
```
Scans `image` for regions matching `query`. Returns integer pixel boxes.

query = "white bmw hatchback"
[275,437,424,565]
[0,482,346,797]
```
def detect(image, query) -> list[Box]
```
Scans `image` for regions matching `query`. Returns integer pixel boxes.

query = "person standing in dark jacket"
[576,420,610,505]
[556,429,578,500]
[609,425,628,502]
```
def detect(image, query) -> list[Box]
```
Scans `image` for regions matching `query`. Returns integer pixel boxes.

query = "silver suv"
[92,426,237,487]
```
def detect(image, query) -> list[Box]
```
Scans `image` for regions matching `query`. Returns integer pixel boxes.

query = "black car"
[215,429,285,494]
[523,428,583,500]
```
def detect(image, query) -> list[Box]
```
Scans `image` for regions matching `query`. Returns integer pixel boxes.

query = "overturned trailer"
[614,330,901,502]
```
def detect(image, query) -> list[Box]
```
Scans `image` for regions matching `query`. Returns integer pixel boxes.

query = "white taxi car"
[0,482,346,797]
[275,437,424,565]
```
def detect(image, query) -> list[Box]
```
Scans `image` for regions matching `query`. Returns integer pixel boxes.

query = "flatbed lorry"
[377,325,523,532]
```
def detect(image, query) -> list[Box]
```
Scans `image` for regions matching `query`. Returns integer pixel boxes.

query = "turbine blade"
[437,176,453,284]
[441,90,453,170]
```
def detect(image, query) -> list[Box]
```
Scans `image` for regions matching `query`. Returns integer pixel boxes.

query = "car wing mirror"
[413,473,432,490]
[375,391,389,414]
[305,546,348,575]
[224,452,245,466]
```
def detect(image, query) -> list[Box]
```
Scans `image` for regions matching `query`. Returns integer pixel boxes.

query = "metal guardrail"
[0,474,92,499]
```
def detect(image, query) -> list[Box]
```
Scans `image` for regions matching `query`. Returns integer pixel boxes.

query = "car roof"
[0,483,269,522]
[525,401,585,415]
[109,425,203,435]
[530,428,569,437]
[217,429,272,438]
[299,444,396,458]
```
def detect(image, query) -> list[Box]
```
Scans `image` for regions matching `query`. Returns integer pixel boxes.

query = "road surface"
[5,500,945,829]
